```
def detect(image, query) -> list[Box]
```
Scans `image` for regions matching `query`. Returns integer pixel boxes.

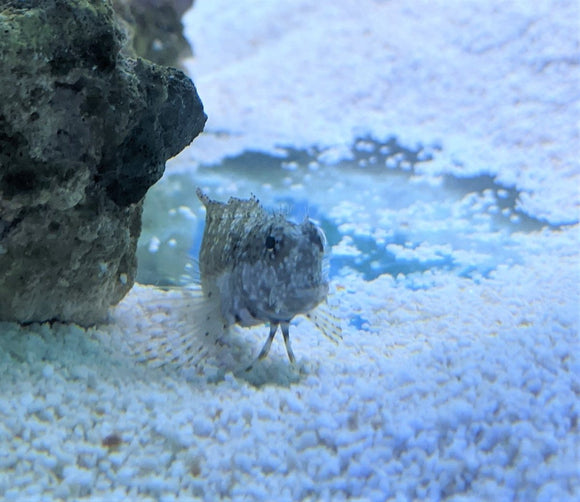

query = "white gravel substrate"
[0,226,578,501]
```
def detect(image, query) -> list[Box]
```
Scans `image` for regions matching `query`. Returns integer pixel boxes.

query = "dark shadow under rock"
[0,0,206,325]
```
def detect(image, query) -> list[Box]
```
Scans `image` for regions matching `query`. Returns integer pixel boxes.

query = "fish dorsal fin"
[196,187,211,207]
[305,303,343,344]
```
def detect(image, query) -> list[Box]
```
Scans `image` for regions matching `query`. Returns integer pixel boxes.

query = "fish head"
[233,217,330,324]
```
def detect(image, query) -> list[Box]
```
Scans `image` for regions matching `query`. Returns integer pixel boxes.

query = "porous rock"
[0,0,206,325]
[114,0,195,67]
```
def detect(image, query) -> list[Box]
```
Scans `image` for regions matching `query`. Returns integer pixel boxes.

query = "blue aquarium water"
[137,137,563,288]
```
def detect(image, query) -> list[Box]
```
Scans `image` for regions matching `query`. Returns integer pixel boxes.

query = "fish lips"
[261,282,329,322]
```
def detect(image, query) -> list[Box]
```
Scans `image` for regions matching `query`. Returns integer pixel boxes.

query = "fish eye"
[265,235,276,251]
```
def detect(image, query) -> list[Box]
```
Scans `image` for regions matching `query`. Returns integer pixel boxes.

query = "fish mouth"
[262,283,329,322]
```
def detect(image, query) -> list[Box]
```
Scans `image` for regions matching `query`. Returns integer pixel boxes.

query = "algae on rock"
[0,0,206,325]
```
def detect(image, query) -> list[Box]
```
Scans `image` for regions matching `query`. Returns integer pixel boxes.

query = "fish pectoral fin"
[121,284,226,369]
[306,303,343,344]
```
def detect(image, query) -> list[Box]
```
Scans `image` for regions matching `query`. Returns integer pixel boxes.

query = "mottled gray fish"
[196,188,341,367]
[135,189,341,369]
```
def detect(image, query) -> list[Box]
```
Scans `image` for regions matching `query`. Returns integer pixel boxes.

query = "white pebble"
[62,465,94,487]
[42,364,54,378]
[148,236,161,253]
[193,417,213,437]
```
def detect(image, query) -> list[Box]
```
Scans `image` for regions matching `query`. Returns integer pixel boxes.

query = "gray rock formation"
[0,0,206,325]
[114,0,195,67]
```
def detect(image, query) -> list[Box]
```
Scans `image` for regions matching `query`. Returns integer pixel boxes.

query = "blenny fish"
[135,189,341,369]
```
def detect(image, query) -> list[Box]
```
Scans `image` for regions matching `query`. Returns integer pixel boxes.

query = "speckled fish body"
[196,188,329,331]
[129,189,341,369]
